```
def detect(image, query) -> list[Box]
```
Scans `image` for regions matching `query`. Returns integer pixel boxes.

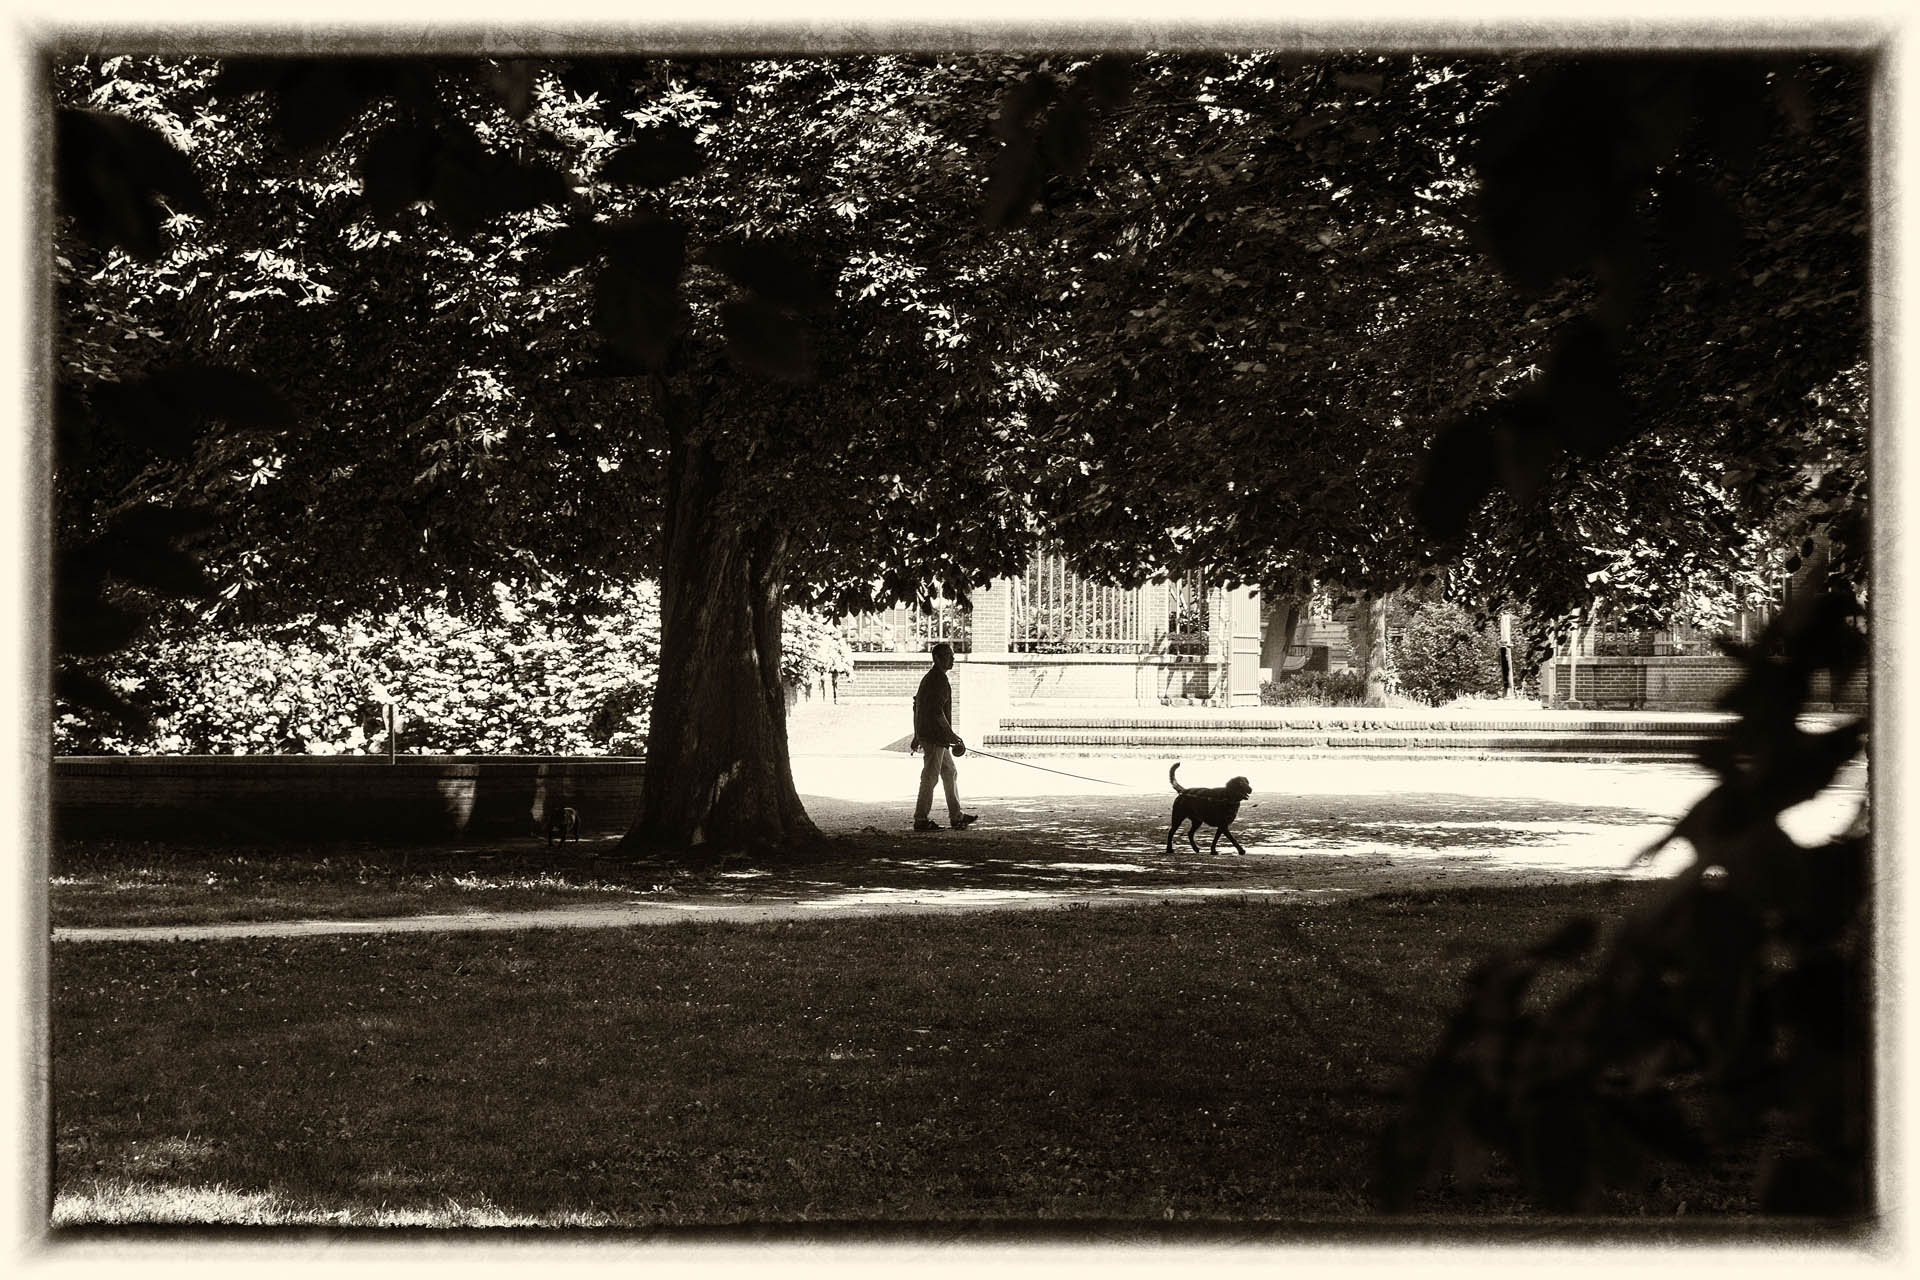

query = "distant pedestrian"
[910,642,977,832]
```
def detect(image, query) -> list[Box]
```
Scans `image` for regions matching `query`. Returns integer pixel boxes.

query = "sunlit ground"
[792,752,1869,893]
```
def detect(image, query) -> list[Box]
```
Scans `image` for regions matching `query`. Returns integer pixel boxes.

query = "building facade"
[834,552,1263,712]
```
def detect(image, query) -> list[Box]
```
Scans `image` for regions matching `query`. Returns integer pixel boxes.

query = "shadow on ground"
[51,756,1867,934]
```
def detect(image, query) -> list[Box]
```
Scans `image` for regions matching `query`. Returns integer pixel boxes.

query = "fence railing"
[840,600,972,653]
[1011,554,1151,653]
[1163,569,1212,655]
[838,557,1219,657]
[1560,628,1726,658]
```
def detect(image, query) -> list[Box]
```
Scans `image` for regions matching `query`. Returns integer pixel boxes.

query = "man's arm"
[936,676,963,750]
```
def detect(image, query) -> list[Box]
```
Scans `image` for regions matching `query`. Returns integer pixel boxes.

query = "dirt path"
[51,755,1868,945]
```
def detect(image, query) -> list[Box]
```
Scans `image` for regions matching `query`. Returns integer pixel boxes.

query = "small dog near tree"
[1165,762,1252,855]
[546,805,580,846]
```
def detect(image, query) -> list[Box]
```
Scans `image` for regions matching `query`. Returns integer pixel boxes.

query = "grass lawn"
[48,879,1815,1233]
[48,839,679,929]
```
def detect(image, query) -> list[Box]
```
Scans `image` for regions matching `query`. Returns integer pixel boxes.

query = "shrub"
[55,580,665,756]
[58,629,371,756]
[55,582,867,755]
[780,608,856,693]
[1392,601,1502,705]
[1260,670,1367,706]
[1504,605,1552,698]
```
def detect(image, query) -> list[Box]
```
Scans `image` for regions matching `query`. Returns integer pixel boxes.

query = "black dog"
[1166,762,1252,855]
[546,806,580,846]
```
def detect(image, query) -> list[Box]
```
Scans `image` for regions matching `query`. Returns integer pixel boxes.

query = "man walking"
[911,642,977,832]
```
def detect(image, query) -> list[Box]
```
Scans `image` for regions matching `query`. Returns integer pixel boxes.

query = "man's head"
[930,642,954,670]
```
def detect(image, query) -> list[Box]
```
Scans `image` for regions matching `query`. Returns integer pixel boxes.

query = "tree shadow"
[763,783,1697,905]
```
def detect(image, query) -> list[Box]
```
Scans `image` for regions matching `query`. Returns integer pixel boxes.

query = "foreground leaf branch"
[1377,587,1870,1215]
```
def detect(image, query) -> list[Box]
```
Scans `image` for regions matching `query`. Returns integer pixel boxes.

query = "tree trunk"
[1347,599,1371,687]
[1260,591,1311,677]
[619,389,821,857]
[1363,593,1393,706]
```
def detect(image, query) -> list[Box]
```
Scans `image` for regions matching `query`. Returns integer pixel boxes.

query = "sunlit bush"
[780,608,855,694]
[1392,601,1503,706]
[1260,670,1367,706]
[56,580,665,755]
[57,580,866,755]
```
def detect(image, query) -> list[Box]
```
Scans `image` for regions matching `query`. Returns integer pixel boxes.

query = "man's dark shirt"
[913,667,955,747]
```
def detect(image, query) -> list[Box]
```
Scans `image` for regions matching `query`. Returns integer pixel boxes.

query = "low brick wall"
[841,655,927,701]
[1547,655,1869,711]
[53,756,646,843]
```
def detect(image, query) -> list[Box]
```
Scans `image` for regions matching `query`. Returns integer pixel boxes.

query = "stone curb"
[996,716,1729,733]
[984,731,1718,754]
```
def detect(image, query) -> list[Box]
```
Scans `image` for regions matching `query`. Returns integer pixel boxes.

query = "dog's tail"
[1169,762,1186,793]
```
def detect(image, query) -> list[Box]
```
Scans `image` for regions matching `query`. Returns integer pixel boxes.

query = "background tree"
[1421,55,1869,625]
[987,53,1866,693]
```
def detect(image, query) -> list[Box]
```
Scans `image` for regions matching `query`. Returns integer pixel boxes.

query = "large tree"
[54,51,1111,853]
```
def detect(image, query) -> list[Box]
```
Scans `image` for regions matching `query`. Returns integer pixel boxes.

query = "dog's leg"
[1224,827,1246,855]
[1166,814,1179,855]
[1187,821,1203,855]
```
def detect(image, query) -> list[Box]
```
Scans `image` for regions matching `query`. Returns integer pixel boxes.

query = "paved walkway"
[52,754,1868,946]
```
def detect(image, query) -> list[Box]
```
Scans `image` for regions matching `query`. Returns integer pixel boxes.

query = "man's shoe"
[913,819,942,831]
[951,813,978,829]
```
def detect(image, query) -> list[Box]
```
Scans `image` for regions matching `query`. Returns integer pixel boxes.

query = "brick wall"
[1549,655,1869,711]
[970,580,1013,654]
[835,656,1008,728]
[840,655,928,701]
[54,756,646,842]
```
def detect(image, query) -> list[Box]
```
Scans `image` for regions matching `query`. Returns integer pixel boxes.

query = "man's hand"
[952,737,966,756]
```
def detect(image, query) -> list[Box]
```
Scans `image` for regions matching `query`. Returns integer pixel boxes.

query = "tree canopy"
[987,53,1868,626]
[56,55,1070,617]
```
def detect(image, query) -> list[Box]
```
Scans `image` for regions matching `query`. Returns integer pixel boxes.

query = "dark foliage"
[601,121,705,189]
[52,504,220,732]
[982,56,1132,229]
[1377,53,1873,1217]
[1376,588,1870,1215]
[55,106,208,261]
[55,87,302,729]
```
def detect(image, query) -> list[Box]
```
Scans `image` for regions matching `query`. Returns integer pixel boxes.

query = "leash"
[957,747,1129,787]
